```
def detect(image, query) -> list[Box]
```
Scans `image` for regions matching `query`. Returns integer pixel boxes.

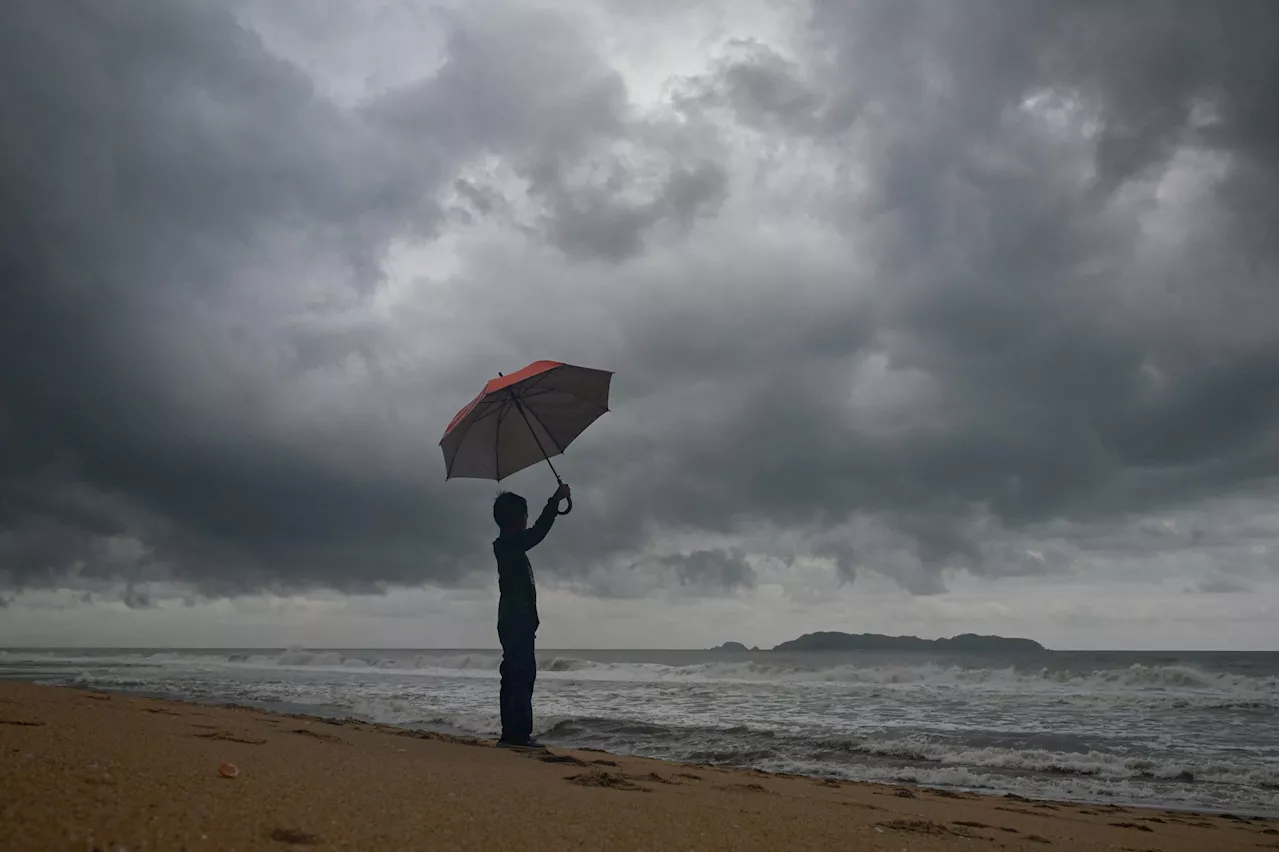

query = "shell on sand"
[217,762,239,779]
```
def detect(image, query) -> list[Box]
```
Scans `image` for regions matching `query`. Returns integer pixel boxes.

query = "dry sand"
[1,682,1273,851]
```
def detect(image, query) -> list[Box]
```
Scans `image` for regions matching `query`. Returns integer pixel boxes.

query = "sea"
[1,647,1275,816]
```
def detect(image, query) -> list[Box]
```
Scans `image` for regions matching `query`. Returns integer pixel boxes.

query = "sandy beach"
[1,682,1273,851]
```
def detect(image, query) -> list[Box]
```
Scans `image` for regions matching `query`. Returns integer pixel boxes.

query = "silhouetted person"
[492,483,570,749]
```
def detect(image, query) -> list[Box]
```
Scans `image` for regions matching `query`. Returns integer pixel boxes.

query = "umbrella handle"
[556,494,573,516]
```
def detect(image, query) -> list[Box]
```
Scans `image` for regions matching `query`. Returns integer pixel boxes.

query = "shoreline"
[2,682,1274,851]
[43,684,1273,820]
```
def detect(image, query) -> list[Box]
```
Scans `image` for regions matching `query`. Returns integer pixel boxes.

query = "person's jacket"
[493,498,557,626]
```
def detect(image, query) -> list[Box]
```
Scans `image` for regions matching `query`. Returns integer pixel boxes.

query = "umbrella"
[439,360,612,514]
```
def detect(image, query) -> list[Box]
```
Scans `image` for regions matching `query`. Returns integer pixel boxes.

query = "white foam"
[832,737,1279,787]
[821,762,1279,814]
[1,650,1272,704]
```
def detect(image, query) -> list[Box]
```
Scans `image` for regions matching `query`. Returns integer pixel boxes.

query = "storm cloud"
[0,0,1274,607]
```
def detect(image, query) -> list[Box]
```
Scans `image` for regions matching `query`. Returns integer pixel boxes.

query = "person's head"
[493,491,528,531]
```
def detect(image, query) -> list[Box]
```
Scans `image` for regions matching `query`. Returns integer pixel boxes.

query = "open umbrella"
[439,360,612,515]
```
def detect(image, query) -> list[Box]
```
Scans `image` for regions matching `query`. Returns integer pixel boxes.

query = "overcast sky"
[1,0,1275,651]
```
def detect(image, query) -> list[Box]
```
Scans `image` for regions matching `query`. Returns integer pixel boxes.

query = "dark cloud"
[121,582,153,610]
[1194,577,1253,595]
[556,0,1277,576]
[368,8,727,261]
[0,0,1274,600]
[659,549,756,593]
[560,547,757,600]
[0,0,717,595]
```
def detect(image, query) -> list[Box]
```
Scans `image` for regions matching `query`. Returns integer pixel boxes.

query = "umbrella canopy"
[440,360,612,488]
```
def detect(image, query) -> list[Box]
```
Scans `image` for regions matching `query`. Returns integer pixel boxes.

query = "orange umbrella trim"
[440,360,565,442]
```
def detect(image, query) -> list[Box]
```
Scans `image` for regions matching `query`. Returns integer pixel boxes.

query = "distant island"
[770,632,1045,653]
[709,641,750,653]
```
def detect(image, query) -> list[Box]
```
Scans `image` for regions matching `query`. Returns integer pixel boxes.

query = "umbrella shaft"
[509,390,562,484]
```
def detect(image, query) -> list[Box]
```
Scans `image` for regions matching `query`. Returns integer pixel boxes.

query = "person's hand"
[552,482,571,503]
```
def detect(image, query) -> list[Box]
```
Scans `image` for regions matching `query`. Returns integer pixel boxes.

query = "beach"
[1,682,1274,851]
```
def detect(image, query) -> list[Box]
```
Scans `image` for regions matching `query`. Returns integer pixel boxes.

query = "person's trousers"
[497,614,537,742]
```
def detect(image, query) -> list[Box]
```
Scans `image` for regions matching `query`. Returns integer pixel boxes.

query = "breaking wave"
[1,649,1273,705]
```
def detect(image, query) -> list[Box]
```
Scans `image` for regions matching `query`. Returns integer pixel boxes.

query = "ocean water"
[1,647,1275,815]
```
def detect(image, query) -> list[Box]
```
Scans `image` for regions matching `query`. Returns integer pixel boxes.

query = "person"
[491,482,570,749]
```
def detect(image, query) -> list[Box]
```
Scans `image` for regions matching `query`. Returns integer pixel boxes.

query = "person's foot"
[496,737,547,751]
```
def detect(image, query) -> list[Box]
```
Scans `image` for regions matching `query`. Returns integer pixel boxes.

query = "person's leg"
[498,615,538,744]
[518,621,537,741]
[508,617,536,743]
[497,622,518,743]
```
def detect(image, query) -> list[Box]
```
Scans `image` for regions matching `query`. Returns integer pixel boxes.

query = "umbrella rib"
[515,397,563,455]
[520,366,559,393]
[467,399,504,423]
[506,364,611,412]
[512,386,611,412]
[445,405,489,479]
[506,366,589,456]
[494,396,512,479]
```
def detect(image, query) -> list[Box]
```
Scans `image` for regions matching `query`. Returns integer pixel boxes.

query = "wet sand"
[1,681,1274,851]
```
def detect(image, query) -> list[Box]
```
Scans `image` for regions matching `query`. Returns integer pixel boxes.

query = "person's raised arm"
[514,483,570,551]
